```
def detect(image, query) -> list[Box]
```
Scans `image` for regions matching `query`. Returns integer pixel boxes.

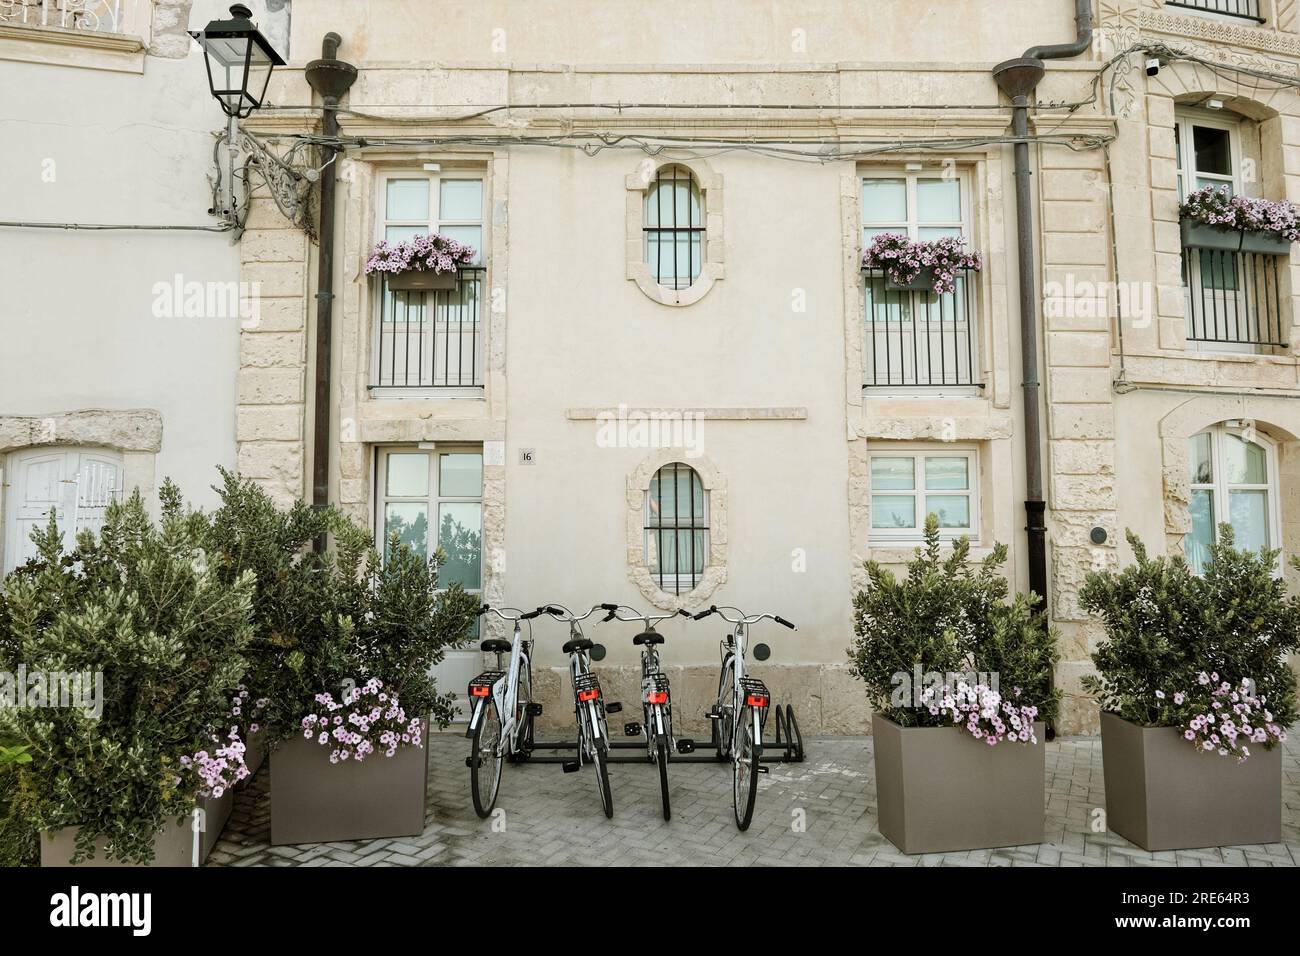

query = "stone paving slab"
[208,733,1299,867]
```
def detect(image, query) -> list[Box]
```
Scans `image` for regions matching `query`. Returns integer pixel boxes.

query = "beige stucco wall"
[223,1,1300,734]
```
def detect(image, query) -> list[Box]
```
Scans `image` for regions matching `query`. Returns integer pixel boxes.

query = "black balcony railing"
[372,267,485,389]
[862,268,982,389]
[1166,0,1263,22]
[1182,249,1287,348]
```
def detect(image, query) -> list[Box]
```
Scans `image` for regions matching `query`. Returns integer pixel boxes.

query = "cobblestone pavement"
[208,733,1300,867]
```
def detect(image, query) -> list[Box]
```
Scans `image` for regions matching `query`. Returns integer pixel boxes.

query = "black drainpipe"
[991,0,1093,610]
[304,34,357,551]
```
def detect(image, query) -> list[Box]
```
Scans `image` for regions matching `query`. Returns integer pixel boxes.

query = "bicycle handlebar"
[535,603,602,624]
[596,603,690,628]
[477,604,540,623]
[691,605,797,630]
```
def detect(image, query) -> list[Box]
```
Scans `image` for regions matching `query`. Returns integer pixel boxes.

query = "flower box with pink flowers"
[365,232,477,291]
[849,516,1059,854]
[1179,186,1299,256]
[1081,527,1297,851]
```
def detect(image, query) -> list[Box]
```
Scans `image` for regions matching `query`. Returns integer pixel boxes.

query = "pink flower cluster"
[302,677,423,764]
[862,233,983,295]
[1179,186,1300,242]
[1162,672,1288,762]
[182,684,267,799]
[921,681,1040,746]
[364,232,476,277]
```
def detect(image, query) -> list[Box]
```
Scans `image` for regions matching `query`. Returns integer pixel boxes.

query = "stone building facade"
[8,1,1300,736]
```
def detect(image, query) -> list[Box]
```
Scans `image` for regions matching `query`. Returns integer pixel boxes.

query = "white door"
[4,448,122,573]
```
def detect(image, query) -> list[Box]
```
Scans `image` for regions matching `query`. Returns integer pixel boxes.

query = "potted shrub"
[862,233,982,293]
[0,490,255,866]
[849,516,1058,854]
[194,473,478,845]
[1080,527,1297,851]
[365,232,476,290]
[1179,185,1299,255]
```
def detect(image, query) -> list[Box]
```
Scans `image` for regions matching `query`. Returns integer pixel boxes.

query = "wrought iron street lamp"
[189,4,285,120]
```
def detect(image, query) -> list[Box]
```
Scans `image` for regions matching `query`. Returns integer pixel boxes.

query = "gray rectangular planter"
[1099,711,1282,851]
[872,712,1045,855]
[42,816,197,867]
[270,718,429,845]
[387,269,458,291]
[1180,218,1292,255]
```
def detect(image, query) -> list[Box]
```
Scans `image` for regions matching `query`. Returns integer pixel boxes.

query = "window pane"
[647,465,704,526]
[924,456,968,490]
[386,453,428,496]
[870,457,915,491]
[386,179,430,220]
[1192,125,1232,177]
[386,224,424,243]
[871,495,916,529]
[439,179,482,221]
[918,226,962,241]
[648,529,707,575]
[1186,488,1215,574]
[1189,432,1213,485]
[438,502,482,590]
[439,224,482,263]
[385,502,428,557]
[1223,433,1267,485]
[864,226,907,244]
[439,453,482,497]
[917,179,960,222]
[1194,177,1232,196]
[925,495,970,529]
[1228,490,1269,552]
[862,179,906,222]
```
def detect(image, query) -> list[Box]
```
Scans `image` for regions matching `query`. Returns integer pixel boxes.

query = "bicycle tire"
[656,738,671,822]
[511,656,534,762]
[733,705,760,831]
[714,655,735,761]
[593,740,614,819]
[470,698,504,818]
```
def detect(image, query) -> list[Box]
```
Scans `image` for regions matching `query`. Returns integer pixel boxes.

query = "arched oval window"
[1186,423,1279,573]
[644,462,709,594]
[644,166,703,290]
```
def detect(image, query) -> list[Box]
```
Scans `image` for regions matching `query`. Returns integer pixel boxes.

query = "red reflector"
[578,688,601,702]
[471,685,490,698]
[647,691,668,705]
[746,694,769,708]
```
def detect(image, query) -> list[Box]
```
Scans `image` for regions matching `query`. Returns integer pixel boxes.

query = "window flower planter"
[270,717,429,845]
[884,267,937,292]
[1180,218,1292,256]
[872,713,1046,854]
[385,269,459,291]
[1099,711,1281,851]
[366,232,476,292]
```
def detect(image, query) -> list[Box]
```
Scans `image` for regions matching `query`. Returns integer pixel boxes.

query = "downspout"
[991,0,1094,610]
[304,34,357,550]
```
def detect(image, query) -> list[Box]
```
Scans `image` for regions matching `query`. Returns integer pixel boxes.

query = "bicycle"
[465,604,544,818]
[538,604,620,819]
[694,604,797,831]
[596,603,691,820]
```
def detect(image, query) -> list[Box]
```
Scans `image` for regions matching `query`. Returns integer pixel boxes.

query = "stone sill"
[866,544,994,564]
[0,22,146,73]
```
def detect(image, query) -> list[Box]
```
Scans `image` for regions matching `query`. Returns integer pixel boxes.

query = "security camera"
[1145,58,1161,77]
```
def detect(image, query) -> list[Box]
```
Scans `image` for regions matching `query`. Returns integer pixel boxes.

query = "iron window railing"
[0,0,142,34]
[644,463,708,595]
[1166,0,1263,21]
[862,267,982,389]
[372,267,485,390]
[1182,249,1288,348]
[644,166,703,290]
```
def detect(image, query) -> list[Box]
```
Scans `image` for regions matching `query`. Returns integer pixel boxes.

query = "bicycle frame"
[467,613,533,759]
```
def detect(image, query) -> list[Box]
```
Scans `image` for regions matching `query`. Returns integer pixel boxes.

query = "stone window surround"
[0,408,162,568]
[626,450,727,610]
[625,157,724,307]
[0,0,197,73]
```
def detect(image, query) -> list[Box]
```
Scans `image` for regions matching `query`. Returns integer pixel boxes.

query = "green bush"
[0,491,254,864]
[848,515,1059,729]
[189,470,480,746]
[1080,527,1300,731]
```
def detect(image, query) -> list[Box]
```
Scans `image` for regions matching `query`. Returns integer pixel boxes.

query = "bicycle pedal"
[561,760,580,773]
[676,738,696,754]
[623,721,642,737]
[526,702,543,716]
[606,702,623,714]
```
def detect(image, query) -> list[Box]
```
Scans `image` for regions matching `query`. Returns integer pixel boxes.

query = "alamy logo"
[151,274,261,324]
[49,886,151,936]
[0,667,102,718]
[595,404,705,458]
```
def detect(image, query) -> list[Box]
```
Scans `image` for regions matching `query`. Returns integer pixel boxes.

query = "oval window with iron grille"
[644,462,709,594]
[644,166,704,290]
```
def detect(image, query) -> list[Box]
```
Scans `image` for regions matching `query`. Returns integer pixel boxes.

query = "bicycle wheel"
[656,738,671,822]
[713,656,735,761]
[470,698,504,818]
[733,705,760,831]
[592,740,613,819]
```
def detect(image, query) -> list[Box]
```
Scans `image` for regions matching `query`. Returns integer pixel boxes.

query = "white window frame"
[868,445,980,543]
[1175,110,1242,202]
[860,167,972,246]
[3,447,122,574]
[643,165,705,291]
[1186,423,1281,571]
[374,444,485,594]
[643,462,710,596]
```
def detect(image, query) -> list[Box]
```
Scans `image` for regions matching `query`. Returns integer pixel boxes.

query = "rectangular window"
[861,170,969,247]
[868,447,978,541]
[376,446,483,592]
[379,170,485,262]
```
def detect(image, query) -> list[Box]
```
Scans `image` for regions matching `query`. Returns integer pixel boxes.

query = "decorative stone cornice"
[1137,9,1300,60]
